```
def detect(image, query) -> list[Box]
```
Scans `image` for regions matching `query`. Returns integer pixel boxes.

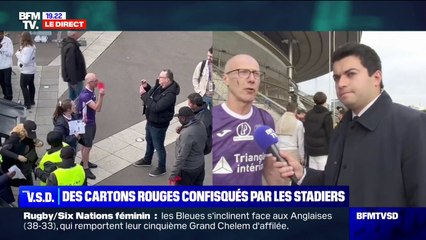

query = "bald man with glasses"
[212,54,283,186]
[77,73,105,180]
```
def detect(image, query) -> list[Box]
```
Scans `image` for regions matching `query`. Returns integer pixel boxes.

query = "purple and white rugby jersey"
[212,103,275,185]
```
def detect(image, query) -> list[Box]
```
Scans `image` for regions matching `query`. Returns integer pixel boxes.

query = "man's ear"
[373,70,382,88]
[223,74,229,87]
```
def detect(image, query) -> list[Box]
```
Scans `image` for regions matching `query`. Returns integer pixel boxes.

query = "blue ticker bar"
[19,186,349,208]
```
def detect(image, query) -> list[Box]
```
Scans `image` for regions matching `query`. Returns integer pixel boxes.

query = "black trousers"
[0,67,13,100]
[176,165,205,186]
[20,73,35,106]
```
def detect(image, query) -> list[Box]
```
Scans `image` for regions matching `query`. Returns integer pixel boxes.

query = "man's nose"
[336,76,348,88]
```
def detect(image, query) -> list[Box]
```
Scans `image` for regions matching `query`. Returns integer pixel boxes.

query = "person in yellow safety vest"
[47,146,86,186]
[34,131,68,186]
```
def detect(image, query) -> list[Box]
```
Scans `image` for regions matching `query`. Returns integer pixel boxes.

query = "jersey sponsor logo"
[212,156,233,174]
[233,122,253,141]
[216,129,231,137]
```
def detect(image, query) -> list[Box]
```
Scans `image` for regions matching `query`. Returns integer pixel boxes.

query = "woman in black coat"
[0,120,42,186]
[52,99,80,149]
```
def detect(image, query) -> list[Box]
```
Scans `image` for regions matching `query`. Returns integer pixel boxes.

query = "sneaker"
[133,158,151,167]
[81,161,98,168]
[84,168,96,180]
[149,167,166,177]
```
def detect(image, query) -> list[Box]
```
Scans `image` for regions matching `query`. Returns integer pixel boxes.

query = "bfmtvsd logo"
[19,12,41,30]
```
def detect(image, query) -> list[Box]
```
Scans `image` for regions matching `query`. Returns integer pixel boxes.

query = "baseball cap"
[23,120,37,139]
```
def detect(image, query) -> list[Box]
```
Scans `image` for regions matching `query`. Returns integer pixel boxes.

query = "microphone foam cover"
[253,125,278,151]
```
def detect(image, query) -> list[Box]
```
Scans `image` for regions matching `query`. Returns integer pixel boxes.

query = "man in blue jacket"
[133,69,180,177]
[274,42,426,207]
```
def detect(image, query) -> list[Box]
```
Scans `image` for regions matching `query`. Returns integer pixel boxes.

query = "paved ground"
[1,31,213,189]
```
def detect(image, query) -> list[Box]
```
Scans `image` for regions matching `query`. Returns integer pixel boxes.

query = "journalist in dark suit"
[274,42,426,207]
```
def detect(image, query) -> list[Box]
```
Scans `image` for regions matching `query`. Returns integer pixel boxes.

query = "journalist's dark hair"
[163,69,174,82]
[313,92,327,105]
[208,47,213,54]
[53,99,73,121]
[332,42,384,89]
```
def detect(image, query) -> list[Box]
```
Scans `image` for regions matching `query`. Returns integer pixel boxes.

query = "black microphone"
[253,125,299,184]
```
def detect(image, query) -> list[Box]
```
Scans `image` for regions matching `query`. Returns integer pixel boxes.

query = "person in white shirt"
[15,32,37,109]
[192,47,214,110]
[276,102,305,165]
[0,31,14,101]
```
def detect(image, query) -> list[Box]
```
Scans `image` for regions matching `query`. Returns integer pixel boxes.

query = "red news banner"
[42,20,86,30]
[18,11,86,30]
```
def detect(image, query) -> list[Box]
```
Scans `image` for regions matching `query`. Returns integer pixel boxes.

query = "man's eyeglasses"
[226,69,264,80]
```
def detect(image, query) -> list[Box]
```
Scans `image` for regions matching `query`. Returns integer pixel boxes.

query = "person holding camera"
[133,69,180,177]
[15,32,37,109]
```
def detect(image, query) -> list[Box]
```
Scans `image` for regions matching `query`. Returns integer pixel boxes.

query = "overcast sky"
[298,32,426,108]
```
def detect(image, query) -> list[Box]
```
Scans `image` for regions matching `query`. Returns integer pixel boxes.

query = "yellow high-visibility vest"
[52,165,85,186]
[38,143,68,186]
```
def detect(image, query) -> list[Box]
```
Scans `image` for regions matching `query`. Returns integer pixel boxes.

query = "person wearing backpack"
[169,107,207,186]
[192,47,214,110]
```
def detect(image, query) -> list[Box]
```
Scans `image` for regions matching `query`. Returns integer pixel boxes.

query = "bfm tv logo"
[18,12,86,30]
[19,12,41,30]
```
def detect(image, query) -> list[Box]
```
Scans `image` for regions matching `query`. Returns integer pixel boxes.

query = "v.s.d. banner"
[19,186,348,208]
[13,186,350,239]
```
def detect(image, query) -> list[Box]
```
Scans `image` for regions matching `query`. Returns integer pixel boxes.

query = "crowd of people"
[0,39,214,206]
[0,70,105,206]
[0,31,103,206]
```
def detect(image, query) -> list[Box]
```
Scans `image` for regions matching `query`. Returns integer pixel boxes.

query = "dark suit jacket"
[302,91,426,207]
